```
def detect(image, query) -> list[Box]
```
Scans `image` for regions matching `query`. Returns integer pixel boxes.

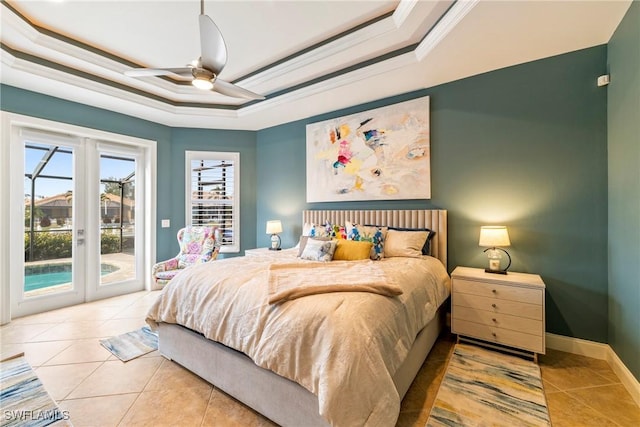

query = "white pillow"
[299,238,337,262]
[384,229,429,258]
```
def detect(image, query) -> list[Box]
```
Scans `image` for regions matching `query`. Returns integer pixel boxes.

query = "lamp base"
[485,268,507,275]
[269,247,281,251]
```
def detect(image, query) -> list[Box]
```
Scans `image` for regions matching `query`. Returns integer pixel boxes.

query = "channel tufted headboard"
[302,209,447,268]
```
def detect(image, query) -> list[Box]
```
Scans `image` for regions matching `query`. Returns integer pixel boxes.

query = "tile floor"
[1,291,639,427]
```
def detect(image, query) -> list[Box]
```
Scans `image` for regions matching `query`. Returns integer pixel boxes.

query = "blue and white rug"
[0,353,71,427]
[99,326,158,362]
[427,343,551,427]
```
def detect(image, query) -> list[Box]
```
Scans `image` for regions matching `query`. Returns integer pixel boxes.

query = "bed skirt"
[157,305,446,426]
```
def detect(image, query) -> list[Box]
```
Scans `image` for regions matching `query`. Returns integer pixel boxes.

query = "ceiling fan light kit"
[124,0,264,100]
[192,68,215,90]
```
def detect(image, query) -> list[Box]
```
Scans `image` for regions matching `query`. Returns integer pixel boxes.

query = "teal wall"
[607,1,640,380]
[257,46,610,344]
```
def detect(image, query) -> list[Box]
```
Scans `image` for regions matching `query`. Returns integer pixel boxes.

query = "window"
[185,151,239,253]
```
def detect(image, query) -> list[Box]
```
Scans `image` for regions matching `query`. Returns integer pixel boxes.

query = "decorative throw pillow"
[383,229,430,258]
[388,226,436,255]
[346,221,388,260]
[304,222,340,239]
[333,240,374,261]
[299,238,337,262]
[297,236,332,257]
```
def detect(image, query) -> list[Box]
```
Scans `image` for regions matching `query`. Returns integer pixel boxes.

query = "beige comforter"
[146,250,450,427]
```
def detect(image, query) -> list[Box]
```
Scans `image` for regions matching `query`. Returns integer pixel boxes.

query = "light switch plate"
[161,219,170,228]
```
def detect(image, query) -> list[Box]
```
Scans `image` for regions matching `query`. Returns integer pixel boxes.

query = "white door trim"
[0,112,157,321]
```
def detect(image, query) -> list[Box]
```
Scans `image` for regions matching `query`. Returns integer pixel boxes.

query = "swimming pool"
[24,263,119,292]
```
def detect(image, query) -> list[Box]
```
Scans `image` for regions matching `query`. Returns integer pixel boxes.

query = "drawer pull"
[492,318,497,323]
[492,289,497,294]
[492,332,497,338]
[491,303,497,308]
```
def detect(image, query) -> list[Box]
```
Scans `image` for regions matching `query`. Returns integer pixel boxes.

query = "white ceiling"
[0,0,632,131]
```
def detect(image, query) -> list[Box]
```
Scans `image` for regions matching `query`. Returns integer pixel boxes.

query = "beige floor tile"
[29,320,107,341]
[2,340,73,367]
[542,379,561,394]
[44,339,112,365]
[110,304,153,320]
[95,318,147,337]
[201,388,276,427]
[568,384,640,427]
[119,387,212,427]
[9,308,70,325]
[83,292,147,308]
[35,362,102,401]
[62,305,123,321]
[546,391,620,427]
[540,364,615,391]
[59,393,138,427]
[144,358,212,391]
[540,348,612,371]
[0,323,56,343]
[68,357,162,399]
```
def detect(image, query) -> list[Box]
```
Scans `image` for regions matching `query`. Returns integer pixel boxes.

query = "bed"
[147,209,449,426]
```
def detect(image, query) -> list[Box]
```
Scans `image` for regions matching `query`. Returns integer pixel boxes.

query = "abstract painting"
[306,96,430,202]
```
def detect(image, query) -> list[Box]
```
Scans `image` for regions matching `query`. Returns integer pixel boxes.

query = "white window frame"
[185,151,240,253]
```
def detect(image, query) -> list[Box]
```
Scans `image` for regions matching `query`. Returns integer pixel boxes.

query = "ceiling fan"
[124,0,264,100]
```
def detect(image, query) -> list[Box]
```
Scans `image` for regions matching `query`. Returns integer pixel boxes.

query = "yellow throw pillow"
[333,240,374,261]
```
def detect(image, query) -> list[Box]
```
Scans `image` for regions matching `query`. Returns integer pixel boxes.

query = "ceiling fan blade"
[213,79,265,100]
[125,67,193,78]
[199,14,228,75]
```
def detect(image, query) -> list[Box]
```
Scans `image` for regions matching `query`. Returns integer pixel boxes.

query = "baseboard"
[546,332,640,407]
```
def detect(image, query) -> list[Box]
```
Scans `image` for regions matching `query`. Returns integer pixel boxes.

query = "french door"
[8,128,149,318]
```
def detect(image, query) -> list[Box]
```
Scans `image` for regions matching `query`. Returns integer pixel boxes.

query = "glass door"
[15,133,86,316]
[89,142,145,300]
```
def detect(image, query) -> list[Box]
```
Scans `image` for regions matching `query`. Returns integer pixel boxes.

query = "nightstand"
[451,266,546,361]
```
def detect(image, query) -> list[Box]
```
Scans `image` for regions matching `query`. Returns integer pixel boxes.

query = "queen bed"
[146,209,449,426]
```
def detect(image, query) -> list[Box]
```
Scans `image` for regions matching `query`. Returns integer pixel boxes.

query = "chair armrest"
[152,258,180,275]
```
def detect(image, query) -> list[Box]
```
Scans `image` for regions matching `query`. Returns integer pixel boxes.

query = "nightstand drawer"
[452,306,543,336]
[454,279,542,304]
[452,293,543,320]
[452,319,544,353]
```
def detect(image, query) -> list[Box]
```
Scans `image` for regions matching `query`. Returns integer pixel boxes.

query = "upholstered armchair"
[152,226,221,288]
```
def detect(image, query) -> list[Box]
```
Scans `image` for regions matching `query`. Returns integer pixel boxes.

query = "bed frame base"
[158,307,445,427]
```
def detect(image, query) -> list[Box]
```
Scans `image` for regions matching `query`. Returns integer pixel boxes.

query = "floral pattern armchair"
[152,226,221,288]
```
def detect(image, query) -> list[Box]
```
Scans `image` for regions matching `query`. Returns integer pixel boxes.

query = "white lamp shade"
[266,220,283,235]
[479,226,511,247]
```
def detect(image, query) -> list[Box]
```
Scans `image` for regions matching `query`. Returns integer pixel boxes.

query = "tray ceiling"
[0,0,632,130]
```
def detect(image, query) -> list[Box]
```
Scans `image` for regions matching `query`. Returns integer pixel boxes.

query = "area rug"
[426,343,551,427]
[99,326,158,362]
[0,353,71,427]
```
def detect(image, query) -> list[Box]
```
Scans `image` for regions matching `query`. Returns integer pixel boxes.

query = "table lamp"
[479,226,511,274]
[266,220,283,250]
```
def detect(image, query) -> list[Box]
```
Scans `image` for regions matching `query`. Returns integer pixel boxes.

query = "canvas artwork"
[306,96,430,202]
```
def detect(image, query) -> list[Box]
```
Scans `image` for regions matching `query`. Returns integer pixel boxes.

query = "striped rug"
[0,353,70,427]
[99,326,158,362]
[427,343,551,427]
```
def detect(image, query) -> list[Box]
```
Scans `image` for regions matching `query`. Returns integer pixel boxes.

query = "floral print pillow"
[346,222,388,260]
